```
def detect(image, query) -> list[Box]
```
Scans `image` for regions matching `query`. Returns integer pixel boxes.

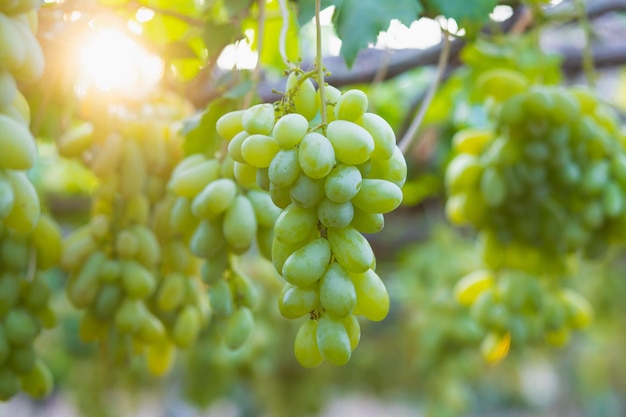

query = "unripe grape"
[242,103,275,135]
[326,120,374,165]
[273,113,308,148]
[225,307,254,350]
[290,173,325,208]
[351,269,389,322]
[216,110,245,140]
[324,164,362,203]
[357,113,396,160]
[192,178,238,220]
[223,195,257,252]
[268,148,301,187]
[298,132,336,179]
[286,73,318,121]
[320,262,356,318]
[294,319,323,368]
[327,227,374,273]
[282,238,331,287]
[351,179,403,214]
[241,134,280,168]
[228,131,249,163]
[274,204,317,245]
[316,314,351,366]
[279,283,320,319]
[334,89,368,122]
[317,198,354,229]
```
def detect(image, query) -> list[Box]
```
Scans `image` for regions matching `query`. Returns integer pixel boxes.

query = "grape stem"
[575,0,597,87]
[278,0,296,69]
[315,0,327,127]
[397,28,451,155]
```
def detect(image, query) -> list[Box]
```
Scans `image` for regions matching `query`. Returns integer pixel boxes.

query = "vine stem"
[398,27,451,155]
[575,0,597,87]
[278,0,296,69]
[315,0,327,126]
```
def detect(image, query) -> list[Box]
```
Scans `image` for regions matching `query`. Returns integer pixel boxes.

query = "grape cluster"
[446,84,624,272]
[60,108,210,374]
[167,151,279,351]
[0,1,59,401]
[454,269,592,361]
[215,71,407,367]
[0,215,59,400]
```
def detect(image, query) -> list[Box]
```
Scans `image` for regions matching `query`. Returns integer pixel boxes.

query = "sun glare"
[75,28,164,99]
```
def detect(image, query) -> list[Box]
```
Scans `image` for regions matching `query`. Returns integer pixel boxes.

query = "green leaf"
[422,0,497,32]
[141,13,190,45]
[295,0,337,27]
[202,20,243,60]
[224,0,254,17]
[139,0,198,16]
[332,0,423,67]
[182,98,239,156]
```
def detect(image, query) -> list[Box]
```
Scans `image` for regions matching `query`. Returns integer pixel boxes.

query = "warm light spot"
[490,5,514,22]
[136,8,155,23]
[75,28,164,98]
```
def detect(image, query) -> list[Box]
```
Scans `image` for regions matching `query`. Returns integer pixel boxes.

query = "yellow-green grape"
[445,154,483,192]
[290,173,325,208]
[121,260,156,299]
[480,166,506,207]
[92,284,122,320]
[327,226,374,273]
[3,170,40,233]
[453,269,495,307]
[317,198,354,229]
[11,22,44,84]
[271,233,311,274]
[286,72,318,121]
[67,251,106,309]
[0,171,14,218]
[351,269,389,321]
[115,229,138,259]
[357,113,396,160]
[0,70,17,109]
[324,164,362,203]
[334,89,368,122]
[278,283,320,319]
[241,134,281,168]
[294,319,323,368]
[191,178,238,219]
[273,113,308,148]
[351,179,402,214]
[216,110,245,140]
[57,122,94,158]
[368,146,408,187]
[298,132,336,179]
[320,262,356,318]
[0,12,24,68]
[119,140,147,199]
[342,314,360,351]
[269,182,292,209]
[31,214,62,270]
[190,218,226,259]
[602,182,624,218]
[4,308,39,345]
[170,197,199,240]
[172,305,201,348]
[246,189,282,227]
[0,369,19,401]
[224,306,254,350]
[242,103,275,135]
[452,129,494,155]
[131,225,160,268]
[558,289,592,329]
[273,204,317,245]
[0,273,19,316]
[156,272,187,312]
[316,314,351,366]
[268,148,301,187]
[326,120,374,165]
[137,311,167,344]
[169,158,220,197]
[476,68,529,102]
[229,132,250,166]
[480,332,511,364]
[233,161,257,186]
[317,84,341,123]
[282,237,331,287]
[350,207,384,234]
[145,342,176,377]
[222,194,257,252]
[19,359,52,399]
[209,279,234,318]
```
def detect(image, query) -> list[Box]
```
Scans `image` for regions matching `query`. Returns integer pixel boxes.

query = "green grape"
[558,289,592,329]
[0,114,37,170]
[273,113,308,148]
[4,170,40,233]
[31,214,62,270]
[131,225,161,268]
[227,131,249,163]
[294,319,323,368]
[274,204,317,245]
[351,269,389,322]
[271,234,311,274]
[68,251,106,309]
[137,311,167,343]
[222,194,257,252]
[0,69,17,109]
[317,198,354,229]
[580,161,609,195]
[0,170,15,218]
[0,326,9,363]
[191,178,238,219]
[343,314,360,351]
[318,84,341,123]
[216,110,245,140]
[320,262,356,318]
[324,164,362,203]
[246,190,282,227]
[241,134,281,168]
[368,146,407,187]
[4,308,39,346]
[480,167,506,207]
[256,225,274,260]
[269,183,292,209]
[290,173,325,208]
[233,161,257,186]
[145,342,175,377]
[268,148,301,187]
[334,89,368,122]
[0,369,19,401]
[326,120,374,165]
[242,103,275,135]
[286,73,318,121]
[298,132,336,179]
[256,167,270,190]
[0,273,19,315]
[602,182,623,217]
[452,129,493,156]
[316,314,351,366]
[169,158,220,197]
[476,68,528,102]
[351,179,403,214]
[115,229,138,259]
[172,305,201,348]
[282,237,331,287]
[357,112,396,160]
[19,359,51,399]
[453,269,495,307]
[278,283,320,319]
[445,154,483,192]
[92,284,122,320]
[350,207,384,234]
[190,218,226,259]
[119,140,147,199]
[231,271,258,309]
[8,344,35,374]
[121,260,156,299]
[224,307,254,350]
[156,272,187,312]
[209,279,233,318]
[327,226,374,273]
[0,235,28,270]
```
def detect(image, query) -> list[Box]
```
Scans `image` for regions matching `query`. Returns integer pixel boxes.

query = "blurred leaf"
[422,0,497,32]
[182,98,239,156]
[332,0,423,67]
[224,0,254,17]
[139,0,199,16]
[170,57,204,82]
[296,0,336,26]
[202,20,243,60]
[160,41,198,60]
[142,13,191,45]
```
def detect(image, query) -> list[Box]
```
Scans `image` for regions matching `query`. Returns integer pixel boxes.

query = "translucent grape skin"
[294,319,323,368]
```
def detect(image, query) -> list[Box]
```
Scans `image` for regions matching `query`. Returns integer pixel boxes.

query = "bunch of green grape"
[59,108,210,374]
[214,71,407,367]
[0,214,60,400]
[446,80,624,272]
[454,269,593,361]
[0,1,59,401]
[167,149,280,352]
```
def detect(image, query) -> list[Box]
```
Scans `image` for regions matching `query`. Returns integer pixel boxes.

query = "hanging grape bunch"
[0,0,59,400]
[214,70,407,367]
[445,71,622,357]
